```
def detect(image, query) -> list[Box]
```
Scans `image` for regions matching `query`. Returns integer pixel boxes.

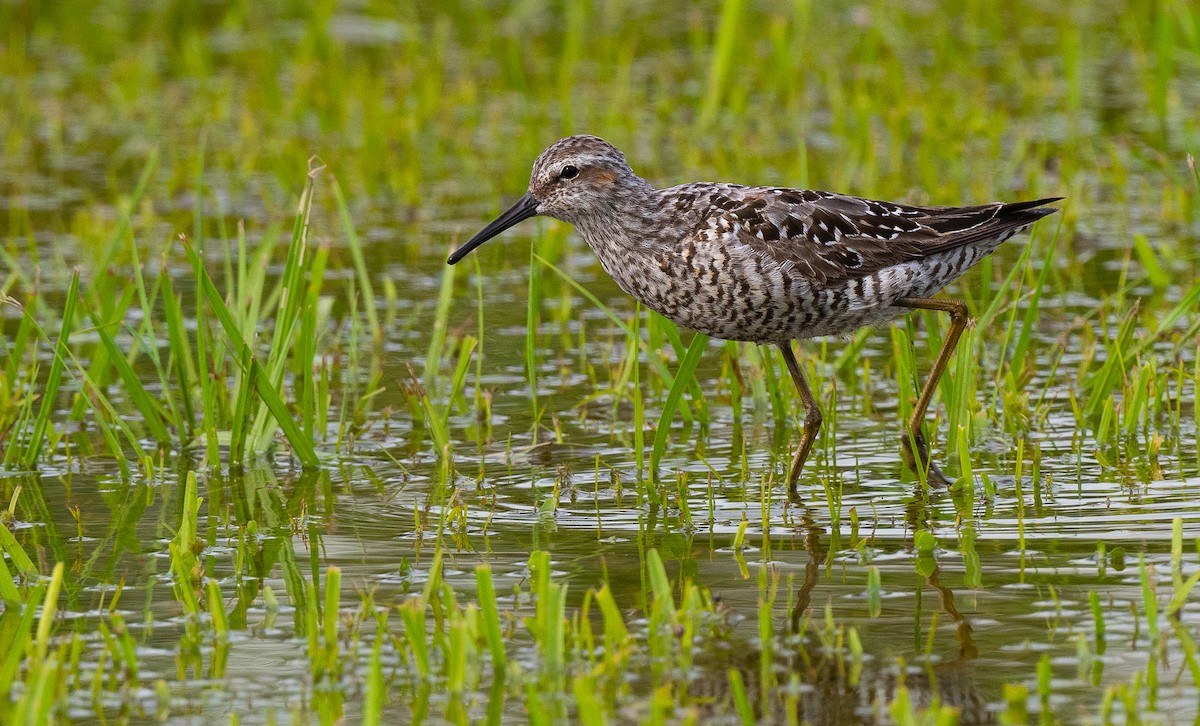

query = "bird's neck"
[573,182,670,252]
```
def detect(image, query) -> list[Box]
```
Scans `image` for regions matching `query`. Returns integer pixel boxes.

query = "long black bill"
[447,192,540,265]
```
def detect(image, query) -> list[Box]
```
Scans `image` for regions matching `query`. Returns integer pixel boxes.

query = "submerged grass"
[1,0,1199,723]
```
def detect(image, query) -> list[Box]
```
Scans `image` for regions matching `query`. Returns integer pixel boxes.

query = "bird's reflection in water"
[638,474,992,723]
[769,487,989,725]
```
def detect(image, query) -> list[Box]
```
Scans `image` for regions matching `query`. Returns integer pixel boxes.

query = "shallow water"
[4,1,1200,723]
[8,232,1200,721]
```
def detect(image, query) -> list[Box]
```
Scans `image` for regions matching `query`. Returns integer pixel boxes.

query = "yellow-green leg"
[778,342,822,500]
[896,296,970,485]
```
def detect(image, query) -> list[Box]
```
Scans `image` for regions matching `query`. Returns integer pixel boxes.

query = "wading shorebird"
[447,135,1059,498]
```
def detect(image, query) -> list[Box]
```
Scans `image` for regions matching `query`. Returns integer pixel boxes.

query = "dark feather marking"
[697,188,1060,286]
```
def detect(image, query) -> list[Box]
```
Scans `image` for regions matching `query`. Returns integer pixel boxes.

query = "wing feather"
[692,186,1059,285]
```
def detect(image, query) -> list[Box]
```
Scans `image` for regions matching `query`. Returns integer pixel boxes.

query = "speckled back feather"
[677,184,1060,286]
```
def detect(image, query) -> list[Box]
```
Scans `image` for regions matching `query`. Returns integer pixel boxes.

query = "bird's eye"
[560,165,579,180]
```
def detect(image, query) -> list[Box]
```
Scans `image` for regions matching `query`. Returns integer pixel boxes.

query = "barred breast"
[588,229,1012,344]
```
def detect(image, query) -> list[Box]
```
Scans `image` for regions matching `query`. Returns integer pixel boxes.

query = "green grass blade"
[650,333,709,481]
[424,259,457,395]
[0,556,20,604]
[160,268,196,438]
[475,564,506,673]
[0,522,38,578]
[525,241,542,436]
[23,269,80,468]
[332,177,381,349]
[698,0,749,128]
[88,311,173,447]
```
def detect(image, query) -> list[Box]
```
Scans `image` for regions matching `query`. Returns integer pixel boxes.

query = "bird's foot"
[902,430,952,487]
[786,429,820,503]
[786,456,810,504]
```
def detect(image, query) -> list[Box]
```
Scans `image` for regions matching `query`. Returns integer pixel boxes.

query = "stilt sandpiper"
[448,135,1060,498]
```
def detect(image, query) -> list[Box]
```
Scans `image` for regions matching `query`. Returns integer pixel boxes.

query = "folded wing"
[696,186,1060,285]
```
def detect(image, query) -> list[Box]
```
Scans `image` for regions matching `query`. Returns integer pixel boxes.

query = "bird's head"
[447,135,645,264]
